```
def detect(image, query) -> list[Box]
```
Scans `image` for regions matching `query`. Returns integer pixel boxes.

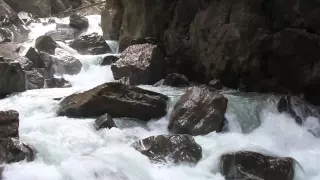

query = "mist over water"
[1,15,320,180]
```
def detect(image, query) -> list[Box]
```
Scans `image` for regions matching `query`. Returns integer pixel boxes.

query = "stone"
[45,78,72,88]
[25,69,44,90]
[208,79,223,90]
[101,55,119,66]
[168,86,228,135]
[101,0,123,40]
[219,151,295,180]
[35,35,58,55]
[277,96,302,125]
[69,14,89,30]
[111,43,166,85]
[25,47,46,68]
[132,134,202,164]
[69,33,112,55]
[94,113,147,130]
[0,138,35,164]
[0,110,19,138]
[45,29,75,41]
[58,82,168,120]
[51,55,82,75]
[15,56,33,70]
[163,73,189,87]
[4,0,51,17]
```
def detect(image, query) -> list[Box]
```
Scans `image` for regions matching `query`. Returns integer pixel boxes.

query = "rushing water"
[1,15,320,180]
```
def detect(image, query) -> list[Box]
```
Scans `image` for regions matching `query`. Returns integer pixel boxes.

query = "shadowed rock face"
[35,36,57,55]
[0,110,19,138]
[58,82,168,120]
[132,134,202,164]
[219,151,295,180]
[69,14,89,30]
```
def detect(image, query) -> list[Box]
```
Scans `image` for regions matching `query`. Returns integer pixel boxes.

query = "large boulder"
[111,43,166,85]
[0,138,35,164]
[0,110,19,138]
[58,82,168,120]
[94,113,147,130]
[132,134,202,164]
[168,86,228,135]
[0,57,26,97]
[35,36,58,55]
[25,69,45,90]
[69,33,112,55]
[219,151,295,180]
[101,0,123,40]
[69,14,89,30]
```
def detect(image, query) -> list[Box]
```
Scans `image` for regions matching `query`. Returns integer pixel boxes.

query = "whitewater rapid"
[1,15,320,180]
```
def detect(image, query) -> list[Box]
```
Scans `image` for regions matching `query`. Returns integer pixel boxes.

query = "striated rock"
[220,151,295,180]
[0,110,19,138]
[45,77,72,88]
[58,82,168,120]
[101,0,123,40]
[69,14,89,30]
[25,69,44,90]
[101,55,119,66]
[69,33,112,55]
[163,73,189,87]
[111,43,165,85]
[25,47,46,69]
[0,57,26,97]
[132,134,202,164]
[0,138,35,164]
[94,113,147,130]
[169,86,228,135]
[35,35,58,55]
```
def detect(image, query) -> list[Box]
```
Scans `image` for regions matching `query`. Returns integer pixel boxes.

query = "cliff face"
[101,0,320,105]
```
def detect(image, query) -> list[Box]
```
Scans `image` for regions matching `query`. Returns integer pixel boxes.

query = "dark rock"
[25,69,44,90]
[132,134,202,164]
[94,113,114,130]
[0,110,19,138]
[58,82,168,120]
[0,138,35,164]
[208,79,223,90]
[168,86,228,135]
[69,33,112,55]
[111,43,166,85]
[219,151,295,180]
[45,78,72,88]
[25,47,46,69]
[101,0,123,40]
[277,96,302,125]
[94,113,147,130]
[69,14,89,30]
[163,73,189,87]
[0,0,17,25]
[0,28,12,42]
[35,35,58,55]
[101,55,119,66]
[0,57,26,96]
[3,0,51,17]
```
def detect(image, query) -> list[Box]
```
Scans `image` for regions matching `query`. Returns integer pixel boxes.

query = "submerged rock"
[101,55,119,66]
[168,86,228,135]
[219,151,295,180]
[111,43,165,85]
[132,134,202,164]
[58,82,168,120]
[25,69,45,90]
[69,14,89,30]
[0,138,35,164]
[94,113,147,130]
[45,78,72,88]
[35,35,57,55]
[69,33,112,55]
[0,110,19,138]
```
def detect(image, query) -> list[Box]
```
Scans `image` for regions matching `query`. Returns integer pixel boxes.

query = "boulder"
[15,56,33,70]
[94,113,147,130]
[35,35,58,55]
[69,33,112,55]
[0,57,26,97]
[101,0,123,40]
[25,69,44,90]
[0,138,35,164]
[101,55,119,66]
[132,134,202,164]
[208,79,223,90]
[51,55,82,75]
[219,151,295,180]
[58,82,168,120]
[45,78,72,88]
[69,14,89,30]
[163,73,189,87]
[111,43,166,85]
[0,110,19,138]
[25,47,46,68]
[168,86,228,135]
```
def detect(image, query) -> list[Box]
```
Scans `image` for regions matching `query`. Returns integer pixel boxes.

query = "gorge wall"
[101,0,320,105]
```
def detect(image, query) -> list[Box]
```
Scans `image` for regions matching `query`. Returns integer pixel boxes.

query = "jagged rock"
[277,96,302,125]
[69,33,112,55]
[132,134,202,164]
[35,35,58,55]
[69,14,89,30]
[163,73,189,87]
[0,110,19,138]
[219,151,295,180]
[101,55,119,66]
[94,113,147,130]
[58,82,168,120]
[0,57,26,97]
[25,47,46,69]
[25,69,44,90]
[168,86,228,135]
[0,138,35,164]
[111,43,165,85]
[45,77,72,88]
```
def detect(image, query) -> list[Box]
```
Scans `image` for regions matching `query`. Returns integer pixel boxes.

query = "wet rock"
[101,0,123,40]
[45,77,72,88]
[35,35,58,55]
[58,82,168,120]
[168,86,228,135]
[52,55,82,75]
[94,113,147,130]
[0,138,35,164]
[15,56,33,70]
[163,73,189,87]
[69,33,112,55]
[111,43,165,85]
[0,57,26,97]
[101,55,119,66]
[0,110,19,138]
[219,151,295,180]
[4,0,51,17]
[69,14,89,30]
[25,47,46,68]
[277,96,302,125]
[208,79,223,90]
[25,69,44,90]
[132,134,202,164]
